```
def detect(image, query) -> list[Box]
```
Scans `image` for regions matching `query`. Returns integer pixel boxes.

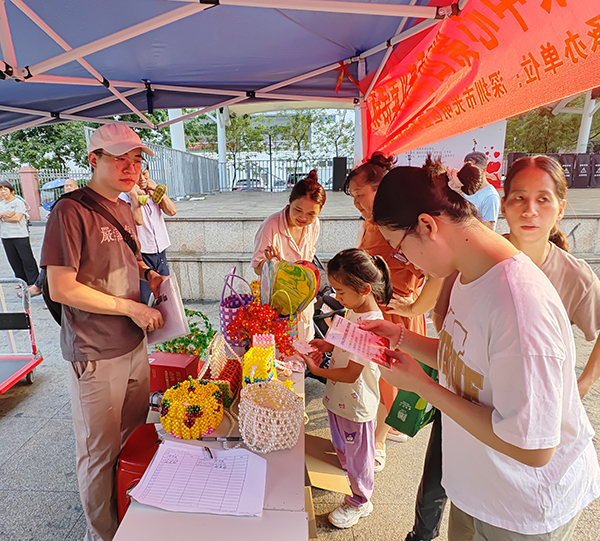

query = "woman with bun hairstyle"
[252,170,325,340]
[503,155,600,398]
[345,153,442,471]
[361,158,600,540]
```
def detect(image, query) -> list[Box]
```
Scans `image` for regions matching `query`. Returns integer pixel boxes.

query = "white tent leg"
[577,91,596,154]
[168,109,186,151]
[354,101,363,165]
[217,107,228,191]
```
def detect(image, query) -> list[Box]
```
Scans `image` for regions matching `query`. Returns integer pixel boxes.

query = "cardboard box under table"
[114,371,309,540]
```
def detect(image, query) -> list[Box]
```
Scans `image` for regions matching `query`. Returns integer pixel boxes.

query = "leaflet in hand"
[147,275,190,345]
[324,315,390,368]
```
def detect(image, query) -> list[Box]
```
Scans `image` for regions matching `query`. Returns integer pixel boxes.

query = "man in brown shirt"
[41,123,165,541]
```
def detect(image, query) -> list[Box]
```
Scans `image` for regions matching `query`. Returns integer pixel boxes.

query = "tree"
[0,122,89,170]
[272,109,317,174]
[312,110,354,158]
[505,96,600,154]
[225,112,266,180]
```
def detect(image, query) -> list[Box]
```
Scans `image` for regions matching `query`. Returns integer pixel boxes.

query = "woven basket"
[239,380,303,454]
[200,334,242,408]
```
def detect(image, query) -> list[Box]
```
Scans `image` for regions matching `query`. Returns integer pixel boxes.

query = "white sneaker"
[328,501,374,528]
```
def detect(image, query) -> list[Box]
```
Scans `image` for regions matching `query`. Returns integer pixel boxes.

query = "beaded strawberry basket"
[160,377,224,439]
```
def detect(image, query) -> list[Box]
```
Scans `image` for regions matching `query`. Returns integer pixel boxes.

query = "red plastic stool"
[117,423,161,523]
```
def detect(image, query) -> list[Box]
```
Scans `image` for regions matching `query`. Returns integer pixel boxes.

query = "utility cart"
[0,278,43,393]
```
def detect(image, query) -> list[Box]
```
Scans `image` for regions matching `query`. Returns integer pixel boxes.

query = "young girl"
[345,153,442,470]
[503,155,600,399]
[362,160,600,540]
[303,248,392,529]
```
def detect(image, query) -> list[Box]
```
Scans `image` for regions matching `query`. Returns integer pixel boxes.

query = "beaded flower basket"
[199,334,243,408]
[160,377,224,439]
[239,380,303,454]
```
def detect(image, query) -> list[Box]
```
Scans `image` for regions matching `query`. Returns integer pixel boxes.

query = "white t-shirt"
[439,253,600,535]
[464,184,500,228]
[0,197,28,238]
[323,309,381,423]
[119,192,171,254]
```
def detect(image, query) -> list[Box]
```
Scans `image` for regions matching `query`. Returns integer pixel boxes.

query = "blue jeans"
[140,250,170,305]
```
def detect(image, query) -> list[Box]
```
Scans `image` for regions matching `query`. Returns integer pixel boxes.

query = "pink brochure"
[324,315,390,368]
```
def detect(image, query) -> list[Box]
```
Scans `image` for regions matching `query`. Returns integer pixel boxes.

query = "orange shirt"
[358,220,426,336]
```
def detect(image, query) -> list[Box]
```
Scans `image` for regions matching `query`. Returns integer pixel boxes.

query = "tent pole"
[0,0,17,68]
[365,0,419,99]
[218,0,438,19]
[217,107,228,191]
[11,0,155,128]
[17,3,209,79]
[168,109,187,152]
[156,96,248,129]
[63,89,145,115]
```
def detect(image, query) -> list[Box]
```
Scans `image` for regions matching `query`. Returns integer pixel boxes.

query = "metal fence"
[226,157,354,192]
[147,143,219,198]
[0,170,23,196]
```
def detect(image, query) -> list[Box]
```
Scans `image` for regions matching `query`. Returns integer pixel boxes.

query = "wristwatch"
[144,268,154,281]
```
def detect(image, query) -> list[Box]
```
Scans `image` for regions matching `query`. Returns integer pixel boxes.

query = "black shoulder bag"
[42,190,138,325]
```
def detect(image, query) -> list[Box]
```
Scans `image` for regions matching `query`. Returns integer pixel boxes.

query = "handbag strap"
[272,288,294,316]
[221,266,252,303]
[59,190,138,256]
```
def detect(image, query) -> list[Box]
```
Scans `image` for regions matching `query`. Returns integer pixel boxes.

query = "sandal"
[374,447,386,473]
[387,428,409,443]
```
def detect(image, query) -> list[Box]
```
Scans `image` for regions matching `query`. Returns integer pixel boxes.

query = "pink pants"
[328,410,375,507]
[69,339,149,541]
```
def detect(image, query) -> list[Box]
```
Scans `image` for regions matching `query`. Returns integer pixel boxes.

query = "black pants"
[2,237,40,286]
[406,410,447,541]
[140,250,170,305]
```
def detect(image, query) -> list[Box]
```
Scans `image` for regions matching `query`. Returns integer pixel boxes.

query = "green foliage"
[312,110,354,158]
[115,110,172,146]
[155,309,216,356]
[505,100,600,154]
[0,122,89,170]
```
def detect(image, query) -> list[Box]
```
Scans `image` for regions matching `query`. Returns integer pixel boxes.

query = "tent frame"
[0,0,464,140]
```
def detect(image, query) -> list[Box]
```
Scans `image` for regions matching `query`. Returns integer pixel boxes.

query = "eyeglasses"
[390,229,411,264]
[95,151,147,171]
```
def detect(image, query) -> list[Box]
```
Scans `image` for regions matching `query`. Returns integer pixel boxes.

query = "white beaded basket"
[239,380,303,454]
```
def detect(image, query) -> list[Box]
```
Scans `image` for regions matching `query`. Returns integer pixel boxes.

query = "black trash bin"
[572,154,592,188]
[591,154,600,188]
[559,154,576,188]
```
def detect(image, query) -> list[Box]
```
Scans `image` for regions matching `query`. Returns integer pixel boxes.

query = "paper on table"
[146,275,190,345]
[129,440,267,516]
[324,314,390,368]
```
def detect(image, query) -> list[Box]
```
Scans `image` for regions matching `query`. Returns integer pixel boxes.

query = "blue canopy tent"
[0,0,461,150]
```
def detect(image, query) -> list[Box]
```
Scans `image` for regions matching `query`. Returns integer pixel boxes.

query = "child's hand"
[379,349,430,395]
[309,338,333,353]
[300,352,321,375]
[359,319,403,346]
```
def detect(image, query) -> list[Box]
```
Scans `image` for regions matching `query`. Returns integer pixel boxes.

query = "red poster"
[364,0,600,157]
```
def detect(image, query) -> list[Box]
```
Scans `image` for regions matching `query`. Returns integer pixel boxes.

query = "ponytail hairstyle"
[372,156,479,231]
[504,155,569,252]
[327,248,393,305]
[343,152,395,194]
[290,169,326,208]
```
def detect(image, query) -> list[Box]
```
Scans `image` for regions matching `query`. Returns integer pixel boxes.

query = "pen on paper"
[204,446,213,459]
[198,436,243,442]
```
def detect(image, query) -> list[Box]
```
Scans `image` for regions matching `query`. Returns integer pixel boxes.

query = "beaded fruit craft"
[227,302,294,357]
[160,377,223,439]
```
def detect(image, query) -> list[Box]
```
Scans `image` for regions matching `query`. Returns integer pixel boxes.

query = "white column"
[168,109,186,152]
[217,107,228,191]
[354,102,363,165]
[354,58,368,165]
[577,91,596,154]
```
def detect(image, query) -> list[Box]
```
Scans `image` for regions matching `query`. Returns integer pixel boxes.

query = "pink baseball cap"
[88,123,154,157]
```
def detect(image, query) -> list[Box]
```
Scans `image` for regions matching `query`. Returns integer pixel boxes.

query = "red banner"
[364,0,600,157]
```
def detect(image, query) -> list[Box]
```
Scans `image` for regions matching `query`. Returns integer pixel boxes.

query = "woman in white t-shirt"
[502,155,600,398]
[0,180,39,286]
[361,158,600,540]
[303,248,391,530]
[251,170,325,341]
